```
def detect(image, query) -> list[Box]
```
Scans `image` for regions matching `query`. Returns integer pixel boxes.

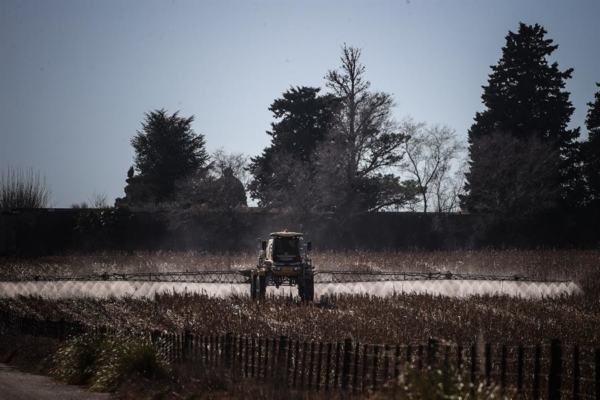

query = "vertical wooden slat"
[341,339,352,390]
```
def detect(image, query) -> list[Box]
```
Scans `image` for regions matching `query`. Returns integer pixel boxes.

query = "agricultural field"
[1,249,599,398]
[1,248,598,280]
[1,249,599,346]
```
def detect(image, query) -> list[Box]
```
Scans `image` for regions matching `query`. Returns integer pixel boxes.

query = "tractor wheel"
[299,275,314,302]
[250,273,257,300]
[258,274,267,299]
[298,278,305,300]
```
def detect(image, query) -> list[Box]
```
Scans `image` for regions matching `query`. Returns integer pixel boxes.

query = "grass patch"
[51,332,169,392]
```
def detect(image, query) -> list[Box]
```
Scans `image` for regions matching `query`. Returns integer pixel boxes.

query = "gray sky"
[1,0,599,207]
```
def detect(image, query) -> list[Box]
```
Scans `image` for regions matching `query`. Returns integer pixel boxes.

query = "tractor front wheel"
[250,273,257,300]
[298,275,314,302]
[251,273,267,300]
[258,274,267,299]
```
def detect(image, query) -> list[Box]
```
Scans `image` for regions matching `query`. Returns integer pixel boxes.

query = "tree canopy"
[464,23,579,214]
[582,83,600,207]
[131,109,209,203]
[247,86,338,209]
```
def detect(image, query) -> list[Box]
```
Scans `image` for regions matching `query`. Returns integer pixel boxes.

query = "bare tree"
[318,44,415,212]
[174,149,249,211]
[0,166,52,211]
[211,148,249,185]
[431,160,467,213]
[402,121,466,212]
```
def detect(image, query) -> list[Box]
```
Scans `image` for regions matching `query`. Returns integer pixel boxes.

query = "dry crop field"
[1,249,599,347]
[1,249,600,398]
[1,248,598,281]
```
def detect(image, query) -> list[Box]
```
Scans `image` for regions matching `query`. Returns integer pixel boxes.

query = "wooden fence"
[2,311,599,399]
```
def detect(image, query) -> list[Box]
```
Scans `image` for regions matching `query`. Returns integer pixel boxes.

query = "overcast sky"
[1,0,599,207]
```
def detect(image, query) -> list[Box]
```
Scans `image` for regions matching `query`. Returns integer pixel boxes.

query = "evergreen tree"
[131,109,208,203]
[248,86,338,208]
[464,23,579,214]
[583,83,600,206]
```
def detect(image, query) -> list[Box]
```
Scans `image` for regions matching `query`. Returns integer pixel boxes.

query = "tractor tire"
[299,275,314,302]
[258,274,267,299]
[250,273,257,300]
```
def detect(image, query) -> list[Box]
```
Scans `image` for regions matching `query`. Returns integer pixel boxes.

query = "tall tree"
[131,109,208,203]
[317,44,416,213]
[582,83,600,207]
[464,23,579,213]
[248,86,338,209]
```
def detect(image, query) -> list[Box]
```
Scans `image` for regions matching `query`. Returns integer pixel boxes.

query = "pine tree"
[464,23,579,214]
[247,86,338,209]
[131,109,208,203]
[583,83,600,206]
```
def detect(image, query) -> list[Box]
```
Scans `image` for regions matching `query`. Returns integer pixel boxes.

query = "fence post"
[485,343,492,386]
[383,344,390,383]
[517,344,524,394]
[341,338,352,390]
[256,338,266,378]
[394,344,401,379]
[183,331,191,362]
[287,339,293,385]
[244,337,249,377]
[316,342,324,391]
[225,333,232,369]
[427,339,439,368]
[220,335,227,366]
[361,344,367,393]
[372,345,379,391]
[251,338,256,377]
[238,336,243,366]
[352,342,364,391]
[533,344,542,400]
[271,339,277,379]
[325,342,332,391]
[277,336,287,384]
[293,340,300,388]
[500,345,507,394]
[548,339,562,400]
[470,344,477,394]
[573,345,580,400]
[300,341,308,390]
[334,341,341,389]
[308,341,315,389]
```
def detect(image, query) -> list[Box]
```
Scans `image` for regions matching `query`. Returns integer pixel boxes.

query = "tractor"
[250,230,314,301]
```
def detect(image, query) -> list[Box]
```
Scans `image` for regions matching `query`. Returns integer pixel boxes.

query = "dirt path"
[0,364,113,400]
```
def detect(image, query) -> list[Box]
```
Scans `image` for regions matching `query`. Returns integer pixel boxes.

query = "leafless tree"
[0,166,52,210]
[174,149,249,211]
[318,44,415,212]
[211,148,249,185]
[402,121,466,212]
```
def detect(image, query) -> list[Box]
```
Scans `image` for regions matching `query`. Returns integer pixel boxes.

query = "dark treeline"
[1,208,599,257]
